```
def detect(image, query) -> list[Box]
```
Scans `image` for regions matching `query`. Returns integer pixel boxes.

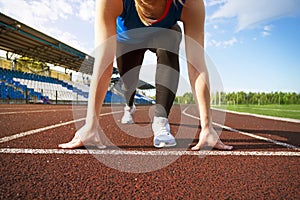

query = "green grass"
[212,104,300,120]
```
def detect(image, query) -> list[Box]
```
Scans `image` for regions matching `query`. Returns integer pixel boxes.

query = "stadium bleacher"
[0,68,88,103]
[0,67,154,105]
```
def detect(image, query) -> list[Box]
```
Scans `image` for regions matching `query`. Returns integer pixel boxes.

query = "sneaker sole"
[154,141,177,148]
[121,121,134,124]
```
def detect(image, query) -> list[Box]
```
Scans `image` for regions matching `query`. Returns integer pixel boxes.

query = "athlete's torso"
[116,0,185,43]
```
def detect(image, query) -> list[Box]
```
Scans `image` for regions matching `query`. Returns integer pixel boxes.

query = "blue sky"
[0,0,299,93]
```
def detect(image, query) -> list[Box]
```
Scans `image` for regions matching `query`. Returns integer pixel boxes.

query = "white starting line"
[0,108,87,115]
[0,148,299,157]
[212,107,300,124]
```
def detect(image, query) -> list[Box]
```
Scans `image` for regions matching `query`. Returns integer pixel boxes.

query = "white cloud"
[0,0,90,52]
[206,37,238,48]
[204,32,239,48]
[262,31,271,37]
[263,25,273,32]
[0,0,74,28]
[77,0,95,22]
[261,25,273,37]
[32,0,73,20]
[205,0,227,7]
[210,0,300,31]
[223,37,238,46]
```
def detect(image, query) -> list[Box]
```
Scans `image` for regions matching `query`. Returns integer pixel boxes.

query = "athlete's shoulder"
[96,0,123,17]
[181,0,205,22]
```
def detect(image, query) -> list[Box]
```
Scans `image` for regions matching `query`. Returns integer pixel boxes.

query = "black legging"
[116,24,182,118]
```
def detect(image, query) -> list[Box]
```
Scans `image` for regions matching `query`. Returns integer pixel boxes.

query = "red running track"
[0,104,299,199]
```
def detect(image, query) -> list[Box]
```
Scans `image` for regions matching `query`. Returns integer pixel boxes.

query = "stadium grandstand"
[0,13,155,104]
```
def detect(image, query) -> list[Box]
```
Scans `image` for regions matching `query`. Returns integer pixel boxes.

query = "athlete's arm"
[181,0,211,130]
[181,0,233,150]
[58,0,122,148]
[85,0,123,122]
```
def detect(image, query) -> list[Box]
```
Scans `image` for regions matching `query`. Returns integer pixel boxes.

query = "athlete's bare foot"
[58,125,106,149]
[191,140,233,150]
[191,128,233,151]
[58,134,84,149]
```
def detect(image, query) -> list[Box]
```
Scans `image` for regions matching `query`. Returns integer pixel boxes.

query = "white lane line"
[0,107,77,110]
[0,110,123,144]
[216,106,300,113]
[0,108,87,115]
[182,107,300,151]
[0,148,299,157]
[212,108,300,123]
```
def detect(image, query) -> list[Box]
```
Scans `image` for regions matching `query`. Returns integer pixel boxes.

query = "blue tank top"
[116,0,185,43]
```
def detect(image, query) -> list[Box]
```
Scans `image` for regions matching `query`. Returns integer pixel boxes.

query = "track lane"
[1,104,299,152]
[1,104,299,199]
[1,153,299,199]
[0,105,85,138]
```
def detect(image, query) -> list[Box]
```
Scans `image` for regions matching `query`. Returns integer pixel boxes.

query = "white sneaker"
[152,116,176,148]
[121,104,136,124]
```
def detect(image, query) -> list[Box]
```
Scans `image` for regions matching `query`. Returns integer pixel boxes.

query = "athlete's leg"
[116,42,146,106]
[155,50,180,117]
[153,24,182,117]
[149,24,182,147]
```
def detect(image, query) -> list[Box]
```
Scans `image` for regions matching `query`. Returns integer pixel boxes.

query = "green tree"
[290,92,298,104]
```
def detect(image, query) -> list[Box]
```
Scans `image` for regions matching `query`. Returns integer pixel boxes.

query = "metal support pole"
[55,90,58,104]
[25,88,29,104]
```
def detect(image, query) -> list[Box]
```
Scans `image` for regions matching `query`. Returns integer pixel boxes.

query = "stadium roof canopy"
[0,13,154,89]
[0,13,94,74]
